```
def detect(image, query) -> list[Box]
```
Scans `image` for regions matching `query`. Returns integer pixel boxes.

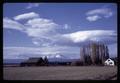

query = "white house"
[104,58,115,66]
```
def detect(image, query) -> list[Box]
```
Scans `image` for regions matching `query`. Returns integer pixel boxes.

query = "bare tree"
[44,56,48,66]
[80,42,109,65]
[80,47,85,65]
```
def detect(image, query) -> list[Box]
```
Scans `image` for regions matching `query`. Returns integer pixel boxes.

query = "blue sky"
[3,3,117,59]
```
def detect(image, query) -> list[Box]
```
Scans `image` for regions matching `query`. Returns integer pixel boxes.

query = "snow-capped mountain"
[43,54,79,62]
[55,54,62,58]
[4,54,80,64]
[44,54,65,59]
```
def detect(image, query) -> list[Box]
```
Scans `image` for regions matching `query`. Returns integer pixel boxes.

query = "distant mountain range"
[3,59,26,64]
[3,54,80,64]
[47,54,79,62]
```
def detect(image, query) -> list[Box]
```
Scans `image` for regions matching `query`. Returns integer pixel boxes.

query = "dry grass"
[3,66,117,80]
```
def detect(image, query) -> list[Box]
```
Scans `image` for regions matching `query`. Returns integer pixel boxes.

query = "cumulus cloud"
[86,15,101,22]
[3,12,59,46]
[86,7,113,21]
[86,8,113,17]
[26,18,58,29]
[32,41,40,46]
[3,17,24,31]
[26,3,39,9]
[3,12,116,48]
[52,30,117,47]
[3,17,58,46]
[14,12,39,21]
[3,17,117,47]
[25,18,59,45]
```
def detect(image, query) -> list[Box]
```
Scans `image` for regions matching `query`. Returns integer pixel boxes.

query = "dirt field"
[3,66,117,80]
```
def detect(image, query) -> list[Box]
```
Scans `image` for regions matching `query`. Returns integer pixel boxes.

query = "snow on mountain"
[43,54,79,62]
[44,54,64,59]
[54,54,63,58]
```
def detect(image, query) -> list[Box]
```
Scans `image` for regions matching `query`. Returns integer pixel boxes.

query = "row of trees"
[80,42,109,65]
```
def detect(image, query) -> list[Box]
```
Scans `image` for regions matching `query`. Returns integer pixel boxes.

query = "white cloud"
[26,3,39,9]
[3,17,117,47]
[4,12,59,46]
[25,28,50,38]
[3,17,24,31]
[25,18,59,45]
[14,12,39,21]
[4,12,116,48]
[26,18,57,28]
[86,8,113,16]
[33,41,40,46]
[42,30,117,48]
[86,7,113,21]
[60,30,117,46]
[3,17,117,59]
[86,15,101,22]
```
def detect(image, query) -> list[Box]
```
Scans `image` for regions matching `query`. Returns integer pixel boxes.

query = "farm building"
[20,57,48,66]
[104,58,115,66]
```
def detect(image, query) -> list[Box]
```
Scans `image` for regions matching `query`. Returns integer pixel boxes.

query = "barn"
[20,57,45,66]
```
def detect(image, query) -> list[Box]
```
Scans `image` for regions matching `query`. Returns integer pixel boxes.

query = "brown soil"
[3,66,117,80]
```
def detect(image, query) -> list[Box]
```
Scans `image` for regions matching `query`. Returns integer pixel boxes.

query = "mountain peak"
[55,54,62,58]
[44,54,63,59]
